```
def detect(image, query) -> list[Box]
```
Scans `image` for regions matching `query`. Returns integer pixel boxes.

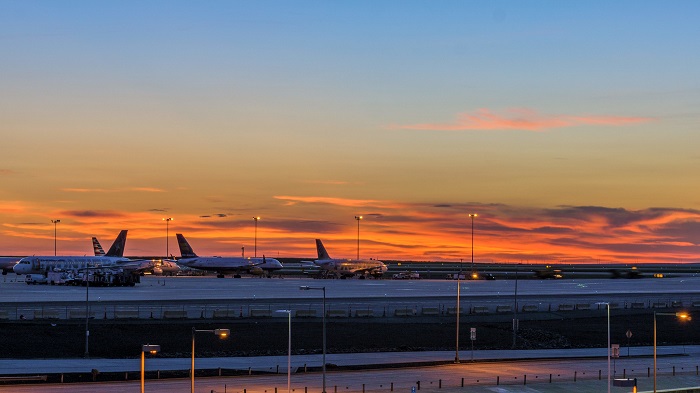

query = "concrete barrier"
[522,305,538,312]
[163,310,188,319]
[421,307,440,316]
[34,310,60,319]
[496,305,512,313]
[355,309,374,317]
[326,309,347,318]
[651,302,668,309]
[446,307,462,315]
[394,308,416,316]
[114,310,140,319]
[295,309,317,318]
[250,309,272,318]
[68,310,96,320]
[473,306,490,314]
[576,303,591,310]
[212,309,238,319]
[631,302,645,309]
[558,304,575,311]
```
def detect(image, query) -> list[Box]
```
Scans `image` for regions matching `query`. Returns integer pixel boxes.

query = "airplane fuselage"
[14,256,145,275]
[177,256,282,275]
[315,258,388,277]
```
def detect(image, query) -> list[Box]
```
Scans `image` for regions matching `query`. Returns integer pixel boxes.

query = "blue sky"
[1,1,699,262]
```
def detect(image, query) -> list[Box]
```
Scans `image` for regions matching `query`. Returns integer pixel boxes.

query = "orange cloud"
[62,187,166,193]
[274,196,382,208]
[389,108,653,132]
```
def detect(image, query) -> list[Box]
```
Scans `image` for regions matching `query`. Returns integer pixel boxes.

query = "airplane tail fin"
[176,233,198,258]
[105,230,128,257]
[92,237,105,256]
[315,239,331,260]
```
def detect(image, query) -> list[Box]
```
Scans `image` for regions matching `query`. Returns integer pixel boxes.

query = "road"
[0,346,698,392]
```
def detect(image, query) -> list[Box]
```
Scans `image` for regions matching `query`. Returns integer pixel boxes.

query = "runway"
[1,275,700,321]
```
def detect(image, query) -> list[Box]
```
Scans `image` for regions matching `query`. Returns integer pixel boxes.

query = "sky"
[1,1,699,263]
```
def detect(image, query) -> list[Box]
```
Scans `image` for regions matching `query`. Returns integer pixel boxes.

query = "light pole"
[468,214,477,277]
[84,264,93,358]
[253,217,260,257]
[654,311,690,392]
[300,286,326,393]
[51,219,60,256]
[141,344,160,393]
[276,310,292,393]
[354,216,362,259]
[455,271,461,363]
[191,327,230,393]
[163,218,173,258]
[596,302,611,393]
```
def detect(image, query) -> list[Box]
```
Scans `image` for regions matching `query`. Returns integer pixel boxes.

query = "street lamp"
[354,216,362,259]
[468,214,477,276]
[191,327,230,393]
[300,286,326,393]
[595,302,611,393]
[51,219,60,256]
[141,344,160,393]
[653,311,690,392]
[455,271,461,363]
[276,310,292,393]
[163,218,173,258]
[253,217,260,257]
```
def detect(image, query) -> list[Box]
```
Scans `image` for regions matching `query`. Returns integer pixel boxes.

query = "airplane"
[175,233,283,278]
[13,230,152,275]
[312,239,388,279]
[92,236,179,276]
[0,257,22,275]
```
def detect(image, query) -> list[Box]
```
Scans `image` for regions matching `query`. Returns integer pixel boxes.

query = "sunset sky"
[1,1,699,263]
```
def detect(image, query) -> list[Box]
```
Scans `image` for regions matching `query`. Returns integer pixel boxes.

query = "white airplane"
[0,257,22,275]
[312,239,388,279]
[13,230,152,275]
[92,236,179,276]
[175,233,283,278]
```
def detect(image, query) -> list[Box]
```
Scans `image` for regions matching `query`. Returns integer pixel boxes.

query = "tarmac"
[1,346,700,392]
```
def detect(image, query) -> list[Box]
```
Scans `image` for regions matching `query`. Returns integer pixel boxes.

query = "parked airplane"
[175,233,283,278]
[312,239,388,278]
[13,230,152,275]
[0,257,22,275]
[92,236,179,275]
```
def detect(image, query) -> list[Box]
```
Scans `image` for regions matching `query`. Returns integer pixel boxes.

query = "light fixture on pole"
[51,219,60,256]
[653,311,690,392]
[468,214,477,277]
[253,217,260,257]
[595,302,611,393]
[276,310,292,393]
[141,344,160,393]
[300,286,326,393]
[191,327,230,393]
[162,218,173,258]
[354,216,362,259]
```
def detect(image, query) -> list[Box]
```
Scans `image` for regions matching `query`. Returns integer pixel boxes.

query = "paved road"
[1,346,699,393]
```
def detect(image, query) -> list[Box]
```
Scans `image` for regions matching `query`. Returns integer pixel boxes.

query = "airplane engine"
[152,267,163,275]
[249,266,264,276]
